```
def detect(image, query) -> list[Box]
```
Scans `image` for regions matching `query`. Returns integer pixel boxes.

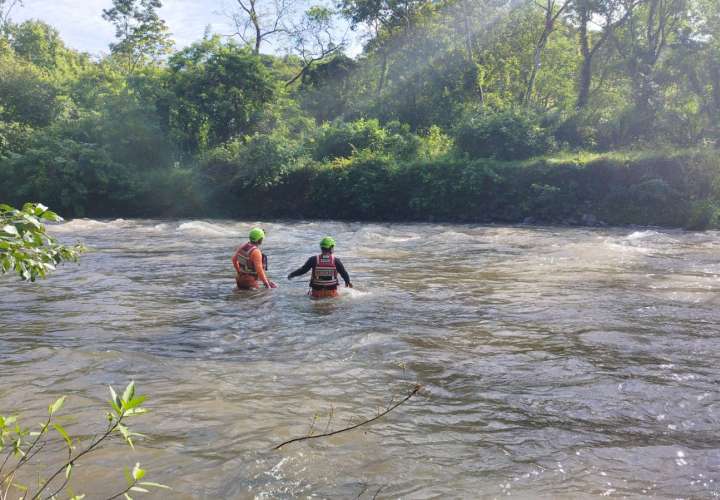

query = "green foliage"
[0,49,59,127]
[0,382,168,499]
[312,119,420,161]
[309,150,401,219]
[0,0,717,227]
[0,120,32,157]
[3,130,136,216]
[7,20,88,79]
[200,130,302,198]
[686,200,720,230]
[298,54,357,123]
[164,37,277,153]
[0,202,84,281]
[418,125,453,160]
[103,0,173,74]
[454,108,557,160]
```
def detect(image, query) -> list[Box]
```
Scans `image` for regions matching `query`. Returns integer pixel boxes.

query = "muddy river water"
[1,219,720,498]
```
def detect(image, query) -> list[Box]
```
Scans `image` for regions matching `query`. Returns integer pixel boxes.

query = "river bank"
[4,147,719,230]
[170,147,720,230]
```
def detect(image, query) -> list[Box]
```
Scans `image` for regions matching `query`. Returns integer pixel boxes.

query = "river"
[1,219,719,498]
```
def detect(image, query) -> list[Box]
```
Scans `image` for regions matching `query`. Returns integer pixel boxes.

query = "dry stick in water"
[274,384,422,450]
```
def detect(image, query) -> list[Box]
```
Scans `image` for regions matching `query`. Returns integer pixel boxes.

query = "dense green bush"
[454,108,557,160]
[0,121,32,157]
[311,119,420,161]
[200,132,302,192]
[308,150,401,219]
[600,178,687,226]
[398,158,502,220]
[2,131,135,216]
[685,200,720,230]
[0,51,60,127]
[554,112,599,149]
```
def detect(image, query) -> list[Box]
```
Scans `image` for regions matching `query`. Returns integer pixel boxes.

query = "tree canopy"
[0,0,718,226]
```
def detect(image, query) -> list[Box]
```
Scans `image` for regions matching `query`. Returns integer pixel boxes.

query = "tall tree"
[163,37,276,153]
[285,6,347,86]
[569,0,637,109]
[339,0,430,96]
[102,0,173,74]
[616,0,688,120]
[523,0,571,105]
[0,0,21,33]
[229,0,291,54]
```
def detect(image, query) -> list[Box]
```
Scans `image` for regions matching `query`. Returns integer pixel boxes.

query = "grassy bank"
[200,147,720,230]
[6,146,718,228]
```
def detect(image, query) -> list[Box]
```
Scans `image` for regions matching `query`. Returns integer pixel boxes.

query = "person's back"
[232,227,277,290]
[288,236,352,298]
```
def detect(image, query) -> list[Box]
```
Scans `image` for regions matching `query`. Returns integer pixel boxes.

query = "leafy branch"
[0,203,84,281]
[0,382,168,500]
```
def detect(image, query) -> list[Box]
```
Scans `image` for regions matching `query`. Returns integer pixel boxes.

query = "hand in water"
[346,282,353,288]
[267,281,278,289]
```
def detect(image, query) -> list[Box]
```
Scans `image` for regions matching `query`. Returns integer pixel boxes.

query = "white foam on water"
[176,221,232,237]
[433,230,477,242]
[623,229,678,246]
[49,218,115,233]
[343,287,371,299]
[626,230,660,240]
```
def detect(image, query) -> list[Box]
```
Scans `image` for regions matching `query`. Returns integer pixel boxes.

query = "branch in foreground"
[274,384,421,450]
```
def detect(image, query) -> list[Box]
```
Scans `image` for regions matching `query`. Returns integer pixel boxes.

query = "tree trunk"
[576,8,592,109]
[254,23,261,54]
[376,50,388,97]
[524,2,557,106]
[461,0,473,63]
[711,61,720,115]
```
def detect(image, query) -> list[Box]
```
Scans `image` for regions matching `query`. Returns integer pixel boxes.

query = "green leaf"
[65,462,73,479]
[69,495,86,500]
[123,408,148,416]
[109,386,122,414]
[132,463,145,481]
[123,494,133,500]
[124,466,134,487]
[122,382,136,407]
[129,487,149,493]
[41,210,62,222]
[138,482,170,490]
[2,224,19,236]
[53,423,72,447]
[0,415,16,427]
[123,395,147,412]
[117,424,134,449]
[49,396,66,416]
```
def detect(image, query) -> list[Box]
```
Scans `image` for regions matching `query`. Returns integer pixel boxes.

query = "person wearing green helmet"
[232,227,277,290]
[287,235,352,298]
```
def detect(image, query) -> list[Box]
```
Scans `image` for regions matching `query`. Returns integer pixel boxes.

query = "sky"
[10,0,362,56]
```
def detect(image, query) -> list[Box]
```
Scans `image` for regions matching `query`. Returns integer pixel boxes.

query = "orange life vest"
[311,254,338,288]
[236,242,259,276]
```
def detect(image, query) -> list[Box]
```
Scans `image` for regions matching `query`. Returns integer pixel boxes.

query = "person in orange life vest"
[232,227,277,290]
[287,236,352,298]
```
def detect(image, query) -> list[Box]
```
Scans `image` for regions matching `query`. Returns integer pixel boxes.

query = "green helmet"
[249,227,265,243]
[320,236,336,249]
